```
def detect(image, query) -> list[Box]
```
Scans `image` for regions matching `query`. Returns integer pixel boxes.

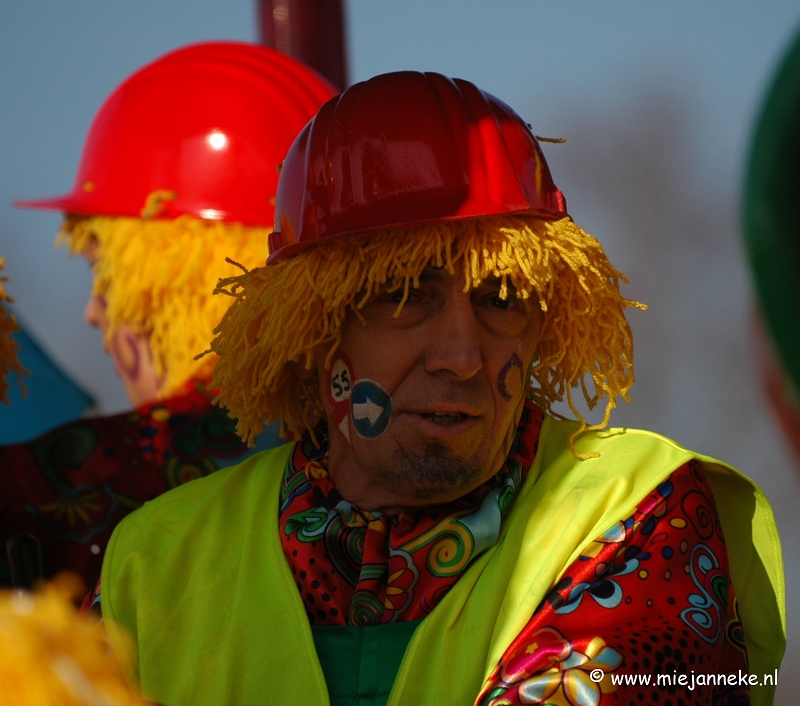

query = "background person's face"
[83,248,161,407]
[317,263,544,513]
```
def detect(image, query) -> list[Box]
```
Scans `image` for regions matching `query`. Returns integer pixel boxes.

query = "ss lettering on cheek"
[497,353,524,400]
[331,358,352,402]
[326,354,355,445]
[350,379,393,439]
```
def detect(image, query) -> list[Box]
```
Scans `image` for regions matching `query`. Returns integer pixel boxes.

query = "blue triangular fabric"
[0,316,94,443]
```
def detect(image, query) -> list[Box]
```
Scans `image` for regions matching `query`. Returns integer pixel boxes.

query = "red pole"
[258,0,348,90]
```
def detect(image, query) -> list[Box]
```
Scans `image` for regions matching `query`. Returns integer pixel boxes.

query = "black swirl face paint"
[497,353,524,401]
[112,331,141,381]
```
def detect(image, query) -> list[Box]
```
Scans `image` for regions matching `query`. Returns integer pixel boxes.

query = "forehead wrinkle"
[418,266,445,283]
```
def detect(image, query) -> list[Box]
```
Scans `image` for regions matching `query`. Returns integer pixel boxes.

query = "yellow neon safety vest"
[102,415,785,706]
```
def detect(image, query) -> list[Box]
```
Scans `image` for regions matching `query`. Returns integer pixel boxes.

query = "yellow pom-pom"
[0,575,150,705]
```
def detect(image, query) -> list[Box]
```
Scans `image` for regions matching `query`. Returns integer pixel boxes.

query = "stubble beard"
[387,440,486,502]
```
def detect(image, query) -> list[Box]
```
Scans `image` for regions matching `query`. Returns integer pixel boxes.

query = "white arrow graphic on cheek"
[350,379,393,438]
[351,398,384,425]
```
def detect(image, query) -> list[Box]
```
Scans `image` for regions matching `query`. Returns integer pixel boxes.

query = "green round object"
[745,27,800,395]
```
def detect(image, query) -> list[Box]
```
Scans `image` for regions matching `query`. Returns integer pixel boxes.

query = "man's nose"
[424,294,483,380]
[83,295,105,328]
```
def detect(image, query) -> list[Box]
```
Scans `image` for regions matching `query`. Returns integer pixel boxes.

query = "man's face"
[316,263,543,514]
[83,243,161,407]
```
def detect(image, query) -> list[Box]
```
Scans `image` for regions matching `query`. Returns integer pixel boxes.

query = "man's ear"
[288,359,316,380]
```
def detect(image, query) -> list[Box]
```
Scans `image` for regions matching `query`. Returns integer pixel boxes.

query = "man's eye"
[388,290,406,304]
[491,295,511,310]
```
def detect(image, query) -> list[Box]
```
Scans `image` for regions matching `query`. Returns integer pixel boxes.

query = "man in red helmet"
[99,73,783,706]
[0,42,336,589]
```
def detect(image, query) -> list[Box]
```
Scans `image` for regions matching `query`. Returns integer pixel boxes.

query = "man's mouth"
[422,412,469,426]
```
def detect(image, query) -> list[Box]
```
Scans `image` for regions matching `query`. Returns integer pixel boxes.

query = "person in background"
[0,41,336,589]
[98,72,784,706]
[743,28,800,468]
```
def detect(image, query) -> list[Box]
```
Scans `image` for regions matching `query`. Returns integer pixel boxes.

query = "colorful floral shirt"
[476,460,749,705]
[0,380,279,589]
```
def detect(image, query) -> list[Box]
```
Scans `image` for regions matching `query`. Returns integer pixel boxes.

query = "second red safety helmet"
[268,71,567,261]
[15,41,337,227]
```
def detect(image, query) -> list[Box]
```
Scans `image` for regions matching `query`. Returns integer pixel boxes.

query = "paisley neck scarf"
[279,401,543,626]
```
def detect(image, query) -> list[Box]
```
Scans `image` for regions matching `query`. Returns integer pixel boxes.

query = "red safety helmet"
[14,41,337,227]
[268,71,567,261]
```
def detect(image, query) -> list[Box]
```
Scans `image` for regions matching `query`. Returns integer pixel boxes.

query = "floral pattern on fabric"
[476,461,749,706]
[0,380,275,588]
[490,627,623,706]
[280,401,544,626]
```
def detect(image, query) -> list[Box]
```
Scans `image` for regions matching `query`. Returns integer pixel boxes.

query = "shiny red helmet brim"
[14,41,337,227]
[266,71,568,262]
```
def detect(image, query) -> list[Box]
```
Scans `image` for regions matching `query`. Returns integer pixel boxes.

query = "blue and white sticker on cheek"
[350,379,393,439]
[326,353,393,445]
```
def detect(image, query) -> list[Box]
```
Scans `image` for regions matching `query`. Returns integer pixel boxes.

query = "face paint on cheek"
[111,331,141,381]
[350,379,393,439]
[326,353,355,446]
[497,353,524,401]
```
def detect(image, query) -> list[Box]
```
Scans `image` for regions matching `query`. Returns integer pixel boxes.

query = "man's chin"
[388,440,489,503]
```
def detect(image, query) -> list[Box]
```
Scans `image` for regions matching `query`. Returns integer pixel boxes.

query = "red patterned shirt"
[1,380,280,588]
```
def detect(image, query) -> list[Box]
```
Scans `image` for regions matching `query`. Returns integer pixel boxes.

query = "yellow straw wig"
[0,575,148,705]
[209,214,645,447]
[0,259,24,404]
[59,214,272,398]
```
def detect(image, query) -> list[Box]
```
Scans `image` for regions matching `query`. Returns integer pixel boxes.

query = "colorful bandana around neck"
[279,401,544,626]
